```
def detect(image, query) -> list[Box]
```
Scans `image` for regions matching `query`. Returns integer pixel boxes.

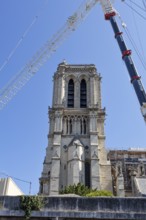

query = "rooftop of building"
[0,177,24,196]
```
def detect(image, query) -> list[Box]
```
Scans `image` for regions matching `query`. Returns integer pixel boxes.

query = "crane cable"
[117,12,146,72]
[128,0,146,12]
[143,0,146,10]
[125,28,146,71]
[0,0,49,73]
[0,172,32,195]
[130,0,146,67]
[123,1,146,20]
[121,1,146,70]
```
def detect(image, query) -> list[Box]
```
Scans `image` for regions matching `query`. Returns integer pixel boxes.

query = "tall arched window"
[70,119,72,134]
[68,79,74,108]
[83,119,86,134]
[80,79,87,108]
[85,161,90,188]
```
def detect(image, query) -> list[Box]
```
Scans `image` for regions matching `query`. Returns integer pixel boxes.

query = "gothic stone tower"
[39,62,112,195]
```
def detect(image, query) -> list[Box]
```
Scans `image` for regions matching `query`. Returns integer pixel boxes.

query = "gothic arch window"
[85,160,90,188]
[79,117,87,135]
[80,118,82,134]
[83,118,86,134]
[70,118,72,134]
[66,118,68,134]
[68,79,74,108]
[63,116,74,135]
[80,79,87,108]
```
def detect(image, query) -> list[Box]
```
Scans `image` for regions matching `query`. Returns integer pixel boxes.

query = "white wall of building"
[0,178,24,196]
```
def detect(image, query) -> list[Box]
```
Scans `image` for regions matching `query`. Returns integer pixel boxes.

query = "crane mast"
[99,0,146,121]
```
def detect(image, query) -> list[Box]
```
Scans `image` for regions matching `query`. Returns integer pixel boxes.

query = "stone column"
[53,76,58,106]
[90,76,94,106]
[89,112,97,132]
[49,113,54,134]
[67,117,70,134]
[50,156,61,195]
[57,76,62,105]
[131,170,137,197]
[50,131,61,195]
[63,117,67,134]
[54,111,63,132]
[90,151,100,190]
[73,117,75,134]
[94,75,101,107]
[64,78,68,108]
[67,140,84,186]
[116,174,125,197]
[116,163,125,197]
[61,75,65,105]
[75,79,80,108]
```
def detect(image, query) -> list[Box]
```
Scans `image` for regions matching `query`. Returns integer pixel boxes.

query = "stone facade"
[108,149,146,196]
[39,62,112,195]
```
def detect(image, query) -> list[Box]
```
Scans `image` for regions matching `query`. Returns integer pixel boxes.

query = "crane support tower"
[100,0,146,122]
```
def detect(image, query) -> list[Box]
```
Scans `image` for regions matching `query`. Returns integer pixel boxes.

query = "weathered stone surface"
[39,63,112,195]
[0,196,146,219]
[133,177,146,197]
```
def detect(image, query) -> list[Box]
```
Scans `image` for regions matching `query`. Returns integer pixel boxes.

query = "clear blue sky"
[0,0,146,195]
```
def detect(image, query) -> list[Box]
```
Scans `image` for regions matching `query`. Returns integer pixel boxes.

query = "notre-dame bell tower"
[39,62,112,195]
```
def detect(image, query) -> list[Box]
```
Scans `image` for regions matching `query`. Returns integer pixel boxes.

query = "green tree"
[20,196,43,219]
[60,183,113,197]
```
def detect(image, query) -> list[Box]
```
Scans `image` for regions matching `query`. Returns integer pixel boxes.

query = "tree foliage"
[20,196,43,219]
[60,183,113,197]
[60,183,90,196]
[86,190,113,197]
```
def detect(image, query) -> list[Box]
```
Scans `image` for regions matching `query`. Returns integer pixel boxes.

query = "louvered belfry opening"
[80,79,87,108]
[68,79,74,108]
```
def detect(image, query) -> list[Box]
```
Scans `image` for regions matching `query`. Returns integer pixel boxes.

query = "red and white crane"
[99,0,146,121]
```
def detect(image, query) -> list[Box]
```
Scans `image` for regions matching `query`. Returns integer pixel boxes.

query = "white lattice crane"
[0,0,99,110]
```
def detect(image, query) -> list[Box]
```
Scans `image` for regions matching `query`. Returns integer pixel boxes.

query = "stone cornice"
[67,158,84,163]
[62,134,90,138]
[56,63,100,76]
[98,135,106,139]
[89,131,98,135]
[54,131,62,135]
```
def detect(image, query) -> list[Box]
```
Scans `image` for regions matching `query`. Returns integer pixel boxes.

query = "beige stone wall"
[39,62,112,195]
[100,164,113,191]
